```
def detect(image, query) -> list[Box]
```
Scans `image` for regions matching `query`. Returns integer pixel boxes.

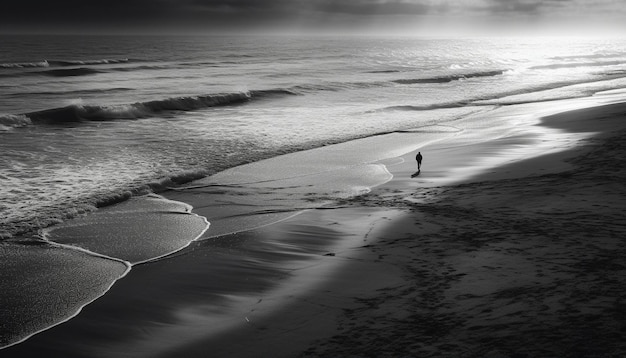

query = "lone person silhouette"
[416,151,423,171]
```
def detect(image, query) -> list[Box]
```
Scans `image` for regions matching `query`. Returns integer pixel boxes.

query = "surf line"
[40,193,212,266]
[134,212,211,265]
[121,193,212,265]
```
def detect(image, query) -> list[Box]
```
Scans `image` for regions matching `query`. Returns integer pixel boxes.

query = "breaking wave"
[381,103,475,112]
[0,58,132,69]
[47,58,131,66]
[366,69,402,73]
[0,58,136,78]
[22,89,297,124]
[0,114,32,131]
[529,60,625,70]
[0,60,50,68]
[392,70,505,84]
[287,70,506,93]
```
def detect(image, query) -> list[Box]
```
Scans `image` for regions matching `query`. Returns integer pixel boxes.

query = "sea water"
[3,34,626,352]
[2,35,626,238]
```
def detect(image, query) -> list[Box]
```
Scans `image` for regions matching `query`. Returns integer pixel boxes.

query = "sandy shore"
[3,99,626,357]
[163,101,626,357]
[297,105,626,357]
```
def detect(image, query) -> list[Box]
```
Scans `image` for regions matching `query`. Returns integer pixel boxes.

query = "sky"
[2,0,626,36]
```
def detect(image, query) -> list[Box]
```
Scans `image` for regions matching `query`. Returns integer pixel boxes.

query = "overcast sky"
[2,0,625,36]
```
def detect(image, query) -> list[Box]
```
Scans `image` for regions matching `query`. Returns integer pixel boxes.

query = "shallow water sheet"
[0,241,129,348]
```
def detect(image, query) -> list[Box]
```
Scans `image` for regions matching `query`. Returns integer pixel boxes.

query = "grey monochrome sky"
[2,0,626,36]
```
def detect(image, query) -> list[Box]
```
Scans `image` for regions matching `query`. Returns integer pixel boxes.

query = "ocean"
[2,34,626,240]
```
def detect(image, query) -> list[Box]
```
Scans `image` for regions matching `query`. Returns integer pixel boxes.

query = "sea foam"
[0,60,49,68]
[0,114,32,131]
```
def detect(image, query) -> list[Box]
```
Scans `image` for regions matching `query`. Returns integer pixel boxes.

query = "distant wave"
[392,70,505,84]
[376,73,626,113]
[0,67,100,79]
[7,87,134,97]
[605,69,626,76]
[113,64,173,72]
[291,80,388,93]
[39,67,104,77]
[549,53,624,61]
[529,60,625,70]
[285,70,505,94]
[48,58,131,66]
[367,69,402,73]
[1,64,168,79]
[0,60,50,68]
[250,88,300,98]
[1,58,132,70]
[0,58,137,78]
[377,102,475,112]
[23,89,297,124]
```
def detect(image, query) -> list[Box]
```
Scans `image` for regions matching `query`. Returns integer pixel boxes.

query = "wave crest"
[377,102,473,112]
[530,60,624,70]
[0,114,32,131]
[0,60,49,68]
[1,58,131,69]
[24,92,254,123]
[48,58,130,66]
[141,92,252,112]
[393,70,505,84]
[21,88,299,124]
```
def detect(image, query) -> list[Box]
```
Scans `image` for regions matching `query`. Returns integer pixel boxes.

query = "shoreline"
[175,100,626,357]
[3,98,626,356]
[160,100,626,357]
[297,102,626,356]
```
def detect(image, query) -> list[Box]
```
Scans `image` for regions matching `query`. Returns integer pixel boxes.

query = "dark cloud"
[488,0,544,14]
[301,1,433,16]
[187,0,434,16]
[0,0,174,30]
[0,0,442,33]
[482,0,583,15]
[0,0,624,35]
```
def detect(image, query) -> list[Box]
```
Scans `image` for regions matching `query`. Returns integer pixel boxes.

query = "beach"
[2,96,626,357]
[298,102,626,357]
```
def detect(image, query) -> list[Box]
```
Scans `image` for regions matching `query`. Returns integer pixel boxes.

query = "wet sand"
[169,102,626,357]
[308,103,626,357]
[310,154,626,354]
[3,100,626,357]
